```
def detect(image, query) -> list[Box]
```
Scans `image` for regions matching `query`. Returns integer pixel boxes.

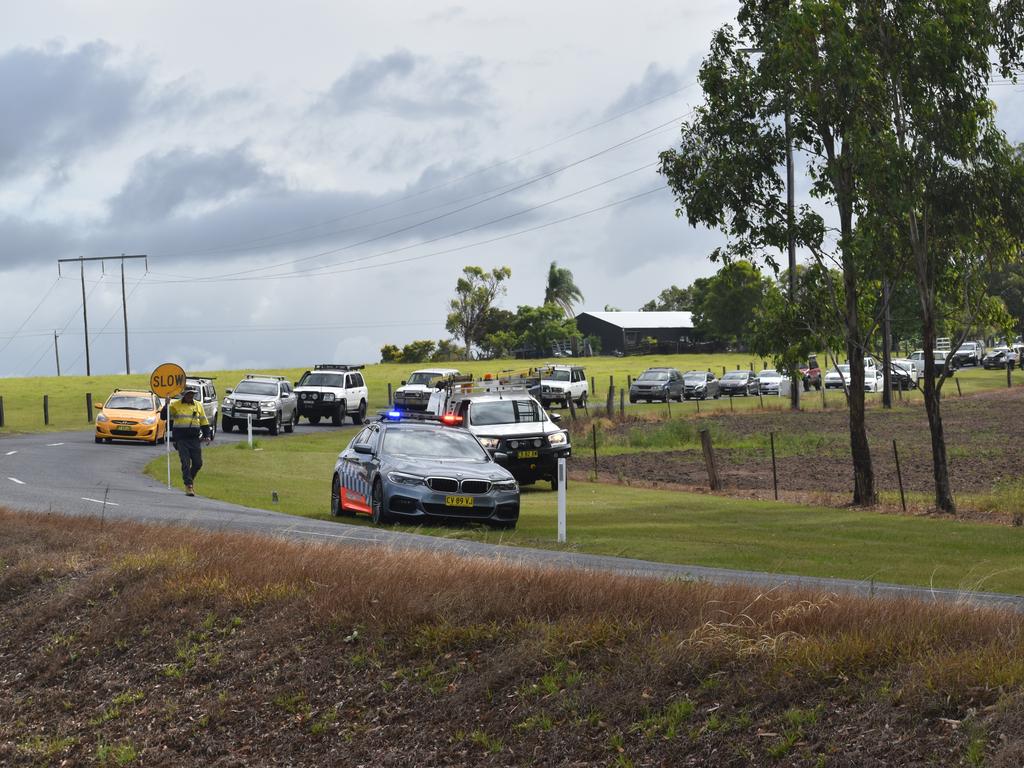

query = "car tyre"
[371,479,391,525]
[308,415,321,425]
[550,474,560,492]
[352,400,367,424]
[284,414,294,433]
[628,397,637,404]
[269,413,281,436]
[578,393,587,407]
[332,402,345,427]
[331,474,353,517]
[94,436,102,444]
[221,417,233,433]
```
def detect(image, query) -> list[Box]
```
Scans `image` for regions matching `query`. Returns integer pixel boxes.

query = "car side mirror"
[293,381,299,388]
[549,412,562,424]
[353,443,373,455]
[225,388,233,395]
[93,402,103,410]
[401,380,406,386]
[493,451,509,462]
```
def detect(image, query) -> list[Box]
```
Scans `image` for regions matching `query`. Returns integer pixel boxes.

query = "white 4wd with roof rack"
[394,367,460,411]
[536,364,588,408]
[294,364,369,425]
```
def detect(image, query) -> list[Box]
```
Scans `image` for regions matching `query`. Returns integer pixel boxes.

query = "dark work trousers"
[175,436,204,486]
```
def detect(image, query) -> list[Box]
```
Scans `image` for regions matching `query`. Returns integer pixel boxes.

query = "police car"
[330,412,519,528]
[294,364,369,426]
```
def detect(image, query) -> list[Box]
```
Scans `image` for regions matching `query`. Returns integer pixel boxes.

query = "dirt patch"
[571,388,1024,518]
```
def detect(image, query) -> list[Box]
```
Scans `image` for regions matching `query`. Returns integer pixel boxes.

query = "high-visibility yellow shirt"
[167,399,209,434]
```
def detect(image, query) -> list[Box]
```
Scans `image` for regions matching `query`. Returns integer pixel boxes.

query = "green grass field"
[2,353,1016,432]
[144,429,1024,594]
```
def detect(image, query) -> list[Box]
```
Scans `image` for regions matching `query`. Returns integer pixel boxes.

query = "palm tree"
[544,261,584,318]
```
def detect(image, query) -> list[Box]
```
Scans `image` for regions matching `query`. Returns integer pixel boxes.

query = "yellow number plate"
[517,450,539,459]
[445,495,474,507]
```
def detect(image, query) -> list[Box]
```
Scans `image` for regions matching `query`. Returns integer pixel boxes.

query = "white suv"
[536,364,588,408]
[294,364,369,425]
[394,368,460,411]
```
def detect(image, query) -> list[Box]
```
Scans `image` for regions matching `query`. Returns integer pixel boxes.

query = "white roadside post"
[247,414,253,448]
[165,401,171,488]
[557,457,567,543]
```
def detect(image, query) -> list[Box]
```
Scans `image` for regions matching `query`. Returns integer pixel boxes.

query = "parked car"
[294,364,368,425]
[889,359,919,390]
[757,369,785,395]
[800,356,823,391]
[394,368,460,411]
[629,368,683,403]
[221,374,297,435]
[682,370,720,400]
[183,377,219,437]
[330,414,520,528]
[864,366,885,392]
[719,370,759,397]
[952,341,984,368]
[824,365,851,389]
[982,347,1016,369]
[536,364,588,408]
[909,350,954,377]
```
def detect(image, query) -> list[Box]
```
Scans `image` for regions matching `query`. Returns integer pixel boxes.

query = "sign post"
[150,362,186,489]
[557,457,567,543]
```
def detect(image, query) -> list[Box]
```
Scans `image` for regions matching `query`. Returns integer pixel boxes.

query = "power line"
[0,278,60,357]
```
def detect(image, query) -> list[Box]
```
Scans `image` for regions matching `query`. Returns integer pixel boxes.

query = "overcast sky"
[1,2,1021,377]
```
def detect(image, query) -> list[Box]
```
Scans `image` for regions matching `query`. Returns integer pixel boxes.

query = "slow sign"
[150,362,186,399]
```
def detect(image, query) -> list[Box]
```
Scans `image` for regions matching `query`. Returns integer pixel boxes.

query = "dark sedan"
[719,370,758,396]
[330,416,520,529]
[629,368,683,403]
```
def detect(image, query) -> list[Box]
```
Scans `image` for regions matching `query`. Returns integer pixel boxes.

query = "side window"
[352,427,370,446]
[353,373,364,387]
[345,374,354,389]
[707,373,713,383]
[283,383,291,396]
[366,425,381,451]
[208,384,217,401]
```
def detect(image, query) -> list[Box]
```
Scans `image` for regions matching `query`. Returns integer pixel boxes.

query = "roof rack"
[244,373,287,381]
[314,363,364,371]
[186,375,216,380]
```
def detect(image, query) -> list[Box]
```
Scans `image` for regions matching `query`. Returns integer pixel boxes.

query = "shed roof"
[576,311,694,330]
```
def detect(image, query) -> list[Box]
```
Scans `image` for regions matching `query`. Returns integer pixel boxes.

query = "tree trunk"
[914,242,956,514]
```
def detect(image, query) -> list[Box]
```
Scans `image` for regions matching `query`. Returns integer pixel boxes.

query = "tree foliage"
[543,262,584,318]
[445,265,512,356]
[693,261,773,347]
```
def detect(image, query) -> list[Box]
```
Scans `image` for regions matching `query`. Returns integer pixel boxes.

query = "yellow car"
[94,389,166,444]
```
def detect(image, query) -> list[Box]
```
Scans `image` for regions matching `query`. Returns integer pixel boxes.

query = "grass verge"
[146,430,1024,594]
[3,509,1024,766]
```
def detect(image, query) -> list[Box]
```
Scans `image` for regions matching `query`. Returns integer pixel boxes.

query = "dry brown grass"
[3,506,1024,766]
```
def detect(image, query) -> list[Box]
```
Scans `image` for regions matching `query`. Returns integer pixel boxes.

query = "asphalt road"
[2,426,1022,612]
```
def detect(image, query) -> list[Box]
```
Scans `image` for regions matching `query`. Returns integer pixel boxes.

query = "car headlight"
[142,416,157,425]
[387,471,426,486]
[96,413,109,423]
[260,403,277,411]
[493,478,518,491]
[222,397,233,406]
[548,431,568,446]
[322,392,335,402]
[479,437,500,450]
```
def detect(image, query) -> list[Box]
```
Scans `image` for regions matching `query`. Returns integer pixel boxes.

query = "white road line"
[47,442,64,447]
[7,477,25,485]
[5,450,16,455]
[81,497,119,507]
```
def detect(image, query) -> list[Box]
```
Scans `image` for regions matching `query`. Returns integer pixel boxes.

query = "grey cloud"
[604,64,685,118]
[107,145,278,223]
[317,49,490,119]
[0,41,147,177]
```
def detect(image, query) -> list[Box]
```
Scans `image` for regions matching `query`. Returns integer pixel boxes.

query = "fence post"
[722,365,726,376]
[591,423,598,478]
[0,396,5,428]
[619,388,625,417]
[892,439,907,513]
[758,391,764,409]
[86,392,93,423]
[769,431,779,500]
[43,395,50,426]
[590,376,595,395]
[627,374,632,389]
[557,457,567,543]
[567,395,577,421]
[609,375,614,389]
[1008,364,1013,389]
[387,383,393,405]
[956,378,962,397]
[699,429,722,491]
[606,385,614,415]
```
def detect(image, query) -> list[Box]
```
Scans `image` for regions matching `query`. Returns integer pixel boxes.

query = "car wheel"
[94,436,102,444]
[330,474,352,517]
[628,397,637,404]
[308,415,321,425]
[371,479,391,524]
[284,414,294,433]
[269,413,281,436]
[550,474,560,492]
[209,420,217,439]
[332,402,345,427]
[352,400,367,424]
[578,393,588,407]
[221,417,233,433]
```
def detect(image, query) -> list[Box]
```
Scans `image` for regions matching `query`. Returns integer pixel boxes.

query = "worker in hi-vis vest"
[161,388,213,496]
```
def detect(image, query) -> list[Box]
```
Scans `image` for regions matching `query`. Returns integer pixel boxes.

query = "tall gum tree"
[659,1,882,505]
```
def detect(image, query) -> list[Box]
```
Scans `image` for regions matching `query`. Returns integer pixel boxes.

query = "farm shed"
[575,311,697,355]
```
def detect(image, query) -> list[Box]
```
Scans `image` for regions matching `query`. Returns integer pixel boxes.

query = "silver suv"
[183,377,220,437]
[221,375,297,435]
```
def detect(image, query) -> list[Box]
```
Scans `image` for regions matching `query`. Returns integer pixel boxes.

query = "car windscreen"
[831,366,850,374]
[470,399,543,425]
[546,370,571,381]
[407,372,444,386]
[722,372,749,380]
[382,428,489,460]
[638,371,669,381]
[299,373,344,388]
[683,372,706,381]
[233,381,279,396]
[759,370,779,377]
[105,395,153,410]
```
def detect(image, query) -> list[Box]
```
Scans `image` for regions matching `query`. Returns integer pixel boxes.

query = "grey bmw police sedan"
[330,413,520,529]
